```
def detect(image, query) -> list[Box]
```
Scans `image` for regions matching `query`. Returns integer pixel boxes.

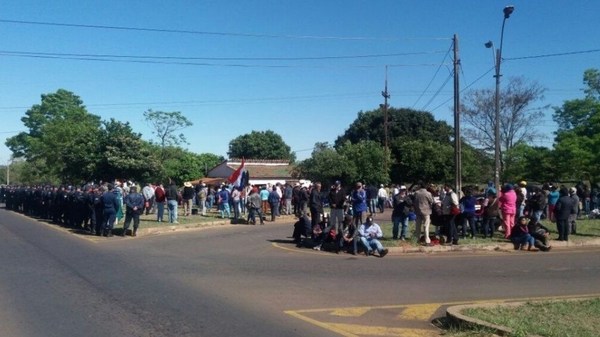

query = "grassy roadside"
[445,298,600,337]
[375,217,600,247]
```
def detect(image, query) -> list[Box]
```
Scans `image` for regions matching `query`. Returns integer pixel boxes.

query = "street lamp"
[487,5,514,190]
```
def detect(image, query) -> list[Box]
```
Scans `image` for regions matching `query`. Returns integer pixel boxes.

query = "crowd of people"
[1,178,594,252]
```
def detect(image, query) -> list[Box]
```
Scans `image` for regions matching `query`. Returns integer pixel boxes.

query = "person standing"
[197,183,207,216]
[182,182,195,216]
[569,187,579,235]
[499,184,517,240]
[231,186,241,220]
[413,182,434,245]
[352,182,368,227]
[165,180,179,224]
[328,180,346,240]
[283,183,293,215]
[122,185,144,237]
[309,182,323,228]
[154,183,166,222]
[247,189,264,225]
[441,183,460,245]
[391,186,412,240]
[100,183,119,237]
[377,184,388,213]
[142,183,155,215]
[218,186,231,219]
[268,185,281,221]
[554,187,576,241]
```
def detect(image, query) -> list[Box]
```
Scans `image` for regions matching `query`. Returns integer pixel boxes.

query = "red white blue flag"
[228,159,247,187]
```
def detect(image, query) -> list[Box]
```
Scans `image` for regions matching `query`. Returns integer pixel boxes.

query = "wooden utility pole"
[381,66,390,173]
[453,34,462,195]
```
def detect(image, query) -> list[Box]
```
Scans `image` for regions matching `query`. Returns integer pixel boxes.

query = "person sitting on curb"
[358,215,389,257]
[341,214,359,255]
[527,218,552,252]
[510,216,538,251]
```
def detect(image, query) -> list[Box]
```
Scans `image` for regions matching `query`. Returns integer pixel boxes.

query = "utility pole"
[381,65,390,174]
[453,34,462,196]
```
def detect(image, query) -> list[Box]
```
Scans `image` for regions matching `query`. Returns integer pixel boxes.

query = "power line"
[0,51,451,69]
[421,72,453,111]
[411,42,453,108]
[429,66,495,112]
[505,48,600,61]
[0,18,452,41]
[0,49,447,62]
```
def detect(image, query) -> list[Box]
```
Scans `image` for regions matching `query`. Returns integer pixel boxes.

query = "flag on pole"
[228,158,247,187]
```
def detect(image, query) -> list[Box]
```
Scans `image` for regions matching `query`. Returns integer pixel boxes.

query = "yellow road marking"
[397,304,441,321]
[286,293,600,336]
[330,308,371,317]
[328,323,435,337]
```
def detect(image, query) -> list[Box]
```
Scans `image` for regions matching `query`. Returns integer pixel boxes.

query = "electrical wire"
[0,49,447,62]
[411,42,453,108]
[504,49,600,61]
[421,72,453,111]
[429,66,495,112]
[0,18,452,41]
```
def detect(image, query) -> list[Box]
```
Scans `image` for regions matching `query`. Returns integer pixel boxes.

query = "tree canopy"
[553,68,600,183]
[228,130,295,162]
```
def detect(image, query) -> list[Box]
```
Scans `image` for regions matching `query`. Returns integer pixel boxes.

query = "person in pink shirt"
[499,183,517,239]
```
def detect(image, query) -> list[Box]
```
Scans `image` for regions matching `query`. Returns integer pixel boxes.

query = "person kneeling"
[358,215,389,257]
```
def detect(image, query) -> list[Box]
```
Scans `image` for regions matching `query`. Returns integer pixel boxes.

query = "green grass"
[376,218,600,247]
[456,298,600,337]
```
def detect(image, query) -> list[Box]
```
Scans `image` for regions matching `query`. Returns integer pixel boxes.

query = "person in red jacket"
[154,183,166,222]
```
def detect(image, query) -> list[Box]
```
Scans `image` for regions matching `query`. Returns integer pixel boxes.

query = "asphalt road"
[2,208,600,337]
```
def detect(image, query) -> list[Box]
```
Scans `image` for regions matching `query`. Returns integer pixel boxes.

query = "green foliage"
[228,130,295,162]
[393,139,454,184]
[336,140,390,185]
[95,119,161,182]
[143,110,193,160]
[335,108,452,147]
[503,143,557,183]
[158,147,223,185]
[294,142,355,186]
[5,89,103,183]
[553,68,600,183]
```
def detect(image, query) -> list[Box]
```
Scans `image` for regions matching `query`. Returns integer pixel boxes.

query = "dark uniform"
[122,187,144,236]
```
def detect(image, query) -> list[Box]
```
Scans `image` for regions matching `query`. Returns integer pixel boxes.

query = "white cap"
[400,185,407,190]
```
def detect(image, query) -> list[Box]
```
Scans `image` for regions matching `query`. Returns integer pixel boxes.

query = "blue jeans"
[156,202,165,221]
[167,200,178,223]
[532,210,543,223]
[220,203,231,218]
[512,234,535,248]
[392,215,409,239]
[360,236,384,253]
[270,202,279,221]
[369,198,377,214]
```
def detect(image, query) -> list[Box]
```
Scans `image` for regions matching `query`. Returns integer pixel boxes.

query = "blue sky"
[1,0,598,165]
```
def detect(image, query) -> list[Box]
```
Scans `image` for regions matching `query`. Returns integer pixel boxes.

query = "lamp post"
[487,5,514,190]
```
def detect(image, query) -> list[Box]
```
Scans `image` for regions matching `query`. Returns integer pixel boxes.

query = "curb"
[446,302,538,337]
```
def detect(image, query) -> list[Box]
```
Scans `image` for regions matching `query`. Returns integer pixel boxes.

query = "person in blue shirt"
[268,186,281,221]
[218,186,231,219]
[122,185,145,236]
[460,188,478,238]
[352,182,368,227]
[100,183,120,237]
[358,216,389,257]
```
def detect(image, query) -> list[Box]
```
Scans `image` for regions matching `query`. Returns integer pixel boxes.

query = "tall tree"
[228,130,295,162]
[294,142,355,187]
[143,110,193,160]
[96,119,160,182]
[5,89,102,183]
[335,108,452,147]
[158,147,223,185]
[553,68,600,183]
[336,140,390,186]
[460,77,547,156]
